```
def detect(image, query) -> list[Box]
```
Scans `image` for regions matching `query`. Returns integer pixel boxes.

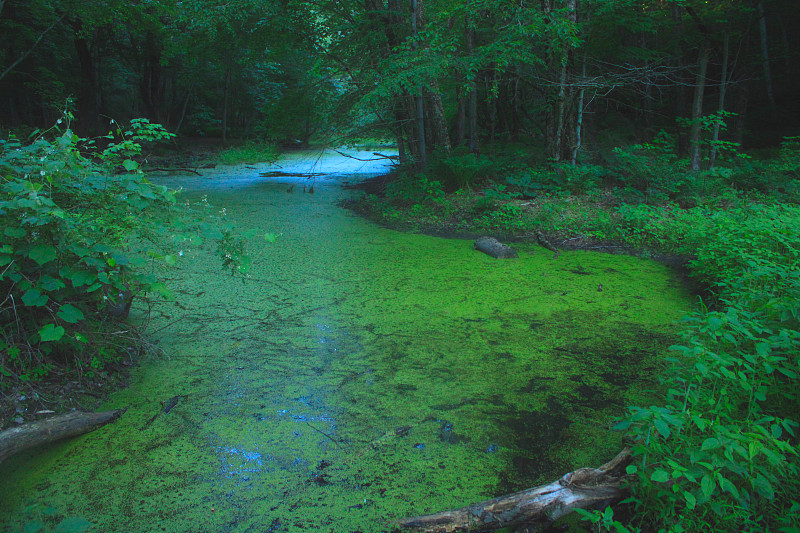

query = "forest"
[1,0,799,532]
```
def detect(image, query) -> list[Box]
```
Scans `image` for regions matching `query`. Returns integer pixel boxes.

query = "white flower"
[179,250,184,257]
[40,170,46,176]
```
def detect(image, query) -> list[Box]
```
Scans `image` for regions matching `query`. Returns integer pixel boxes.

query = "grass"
[216,141,279,165]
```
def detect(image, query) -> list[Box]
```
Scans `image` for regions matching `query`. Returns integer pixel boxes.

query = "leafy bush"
[428,149,496,191]
[507,163,608,195]
[603,200,800,532]
[386,174,445,206]
[0,119,177,388]
[217,141,279,165]
[610,131,686,201]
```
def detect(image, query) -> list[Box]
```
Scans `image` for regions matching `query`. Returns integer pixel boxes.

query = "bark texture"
[0,409,126,464]
[474,237,519,259]
[398,448,632,533]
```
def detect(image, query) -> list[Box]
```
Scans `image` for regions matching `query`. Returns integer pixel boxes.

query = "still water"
[0,149,691,532]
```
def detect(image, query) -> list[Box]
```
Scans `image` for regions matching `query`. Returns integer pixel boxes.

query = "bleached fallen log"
[0,409,126,464]
[398,448,632,533]
[474,237,519,259]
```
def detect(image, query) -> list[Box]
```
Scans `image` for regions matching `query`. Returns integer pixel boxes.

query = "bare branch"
[0,12,67,82]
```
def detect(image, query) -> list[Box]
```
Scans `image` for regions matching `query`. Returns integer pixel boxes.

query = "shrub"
[428,148,496,191]
[0,119,177,388]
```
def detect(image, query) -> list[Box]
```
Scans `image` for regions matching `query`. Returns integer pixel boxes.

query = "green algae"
[0,153,692,532]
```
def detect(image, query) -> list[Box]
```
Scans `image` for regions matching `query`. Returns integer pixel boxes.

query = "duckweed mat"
[0,152,692,533]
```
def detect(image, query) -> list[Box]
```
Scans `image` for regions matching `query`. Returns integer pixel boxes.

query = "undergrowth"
[216,141,279,165]
[0,115,252,426]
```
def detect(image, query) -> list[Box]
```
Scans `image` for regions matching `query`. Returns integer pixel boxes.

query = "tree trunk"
[757,1,776,114]
[398,448,632,532]
[571,53,587,166]
[689,45,710,171]
[672,4,689,157]
[140,33,164,123]
[411,0,426,169]
[426,83,451,152]
[0,410,126,465]
[466,22,479,155]
[709,32,730,169]
[72,20,104,135]
[456,95,466,147]
[222,66,231,143]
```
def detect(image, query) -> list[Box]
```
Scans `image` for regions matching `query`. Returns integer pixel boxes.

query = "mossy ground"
[0,153,692,532]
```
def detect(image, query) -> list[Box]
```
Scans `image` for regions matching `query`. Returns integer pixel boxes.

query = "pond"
[0,149,692,532]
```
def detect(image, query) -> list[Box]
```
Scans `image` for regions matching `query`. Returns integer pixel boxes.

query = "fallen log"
[474,237,519,259]
[0,409,126,465]
[397,448,632,533]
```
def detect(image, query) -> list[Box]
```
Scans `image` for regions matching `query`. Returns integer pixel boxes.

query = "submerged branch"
[397,448,632,532]
[0,409,126,464]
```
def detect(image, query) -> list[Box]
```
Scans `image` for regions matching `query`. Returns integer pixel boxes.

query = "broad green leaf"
[753,475,774,499]
[701,438,720,451]
[654,418,671,438]
[651,469,669,483]
[21,288,48,307]
[264,233,278,243]
[57,304,85,323]
[63,269,96,287]
[39,275,66,291]
[28,244,57,265]
[718,475,740,500]
[4,227,26,238]
[38,324,65,342]
[684,491,697,509]
[164,254,178,266]
[123,159,139,171]
[701,474,715,500]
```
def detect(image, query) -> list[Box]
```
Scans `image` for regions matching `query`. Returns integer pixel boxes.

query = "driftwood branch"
[0,409,126,464]
[474,237,519,259]
[397,448,632,533]
[147,167,202,175]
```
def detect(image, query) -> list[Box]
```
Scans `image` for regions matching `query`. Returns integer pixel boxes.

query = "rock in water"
[473,237,519,259]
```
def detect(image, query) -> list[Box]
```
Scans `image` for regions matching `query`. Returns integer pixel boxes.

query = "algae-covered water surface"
[0,150,692,532]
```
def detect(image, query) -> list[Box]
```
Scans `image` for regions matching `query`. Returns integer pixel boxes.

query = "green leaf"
[123,159,139,171]
[684,491,697,509]
[701,437,720,451]
[654,418,671,438]
[701,473,715,500]
[57,304,85,324]
[612,420,631,431]
[22,288,48,307]
[625,464,638,475]
[164,254,178,266]
[753,475,775,499]
[717,475,740,500]
[28,244,57,265]
[39,275,66,291]
[651,469,670,482]
[264,232,278,243]
[4,227,26,238]
[38,324,65,342]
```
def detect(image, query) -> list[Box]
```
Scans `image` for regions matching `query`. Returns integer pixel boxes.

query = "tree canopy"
[1,0,798,161]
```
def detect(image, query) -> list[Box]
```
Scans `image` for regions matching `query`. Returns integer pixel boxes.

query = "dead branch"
[0,409,126,464]
[397,448,632,533]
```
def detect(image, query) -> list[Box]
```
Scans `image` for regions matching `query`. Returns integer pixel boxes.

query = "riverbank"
[341,166,800,531]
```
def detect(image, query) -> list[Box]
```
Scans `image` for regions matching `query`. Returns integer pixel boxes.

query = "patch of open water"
[0,149,691,532]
